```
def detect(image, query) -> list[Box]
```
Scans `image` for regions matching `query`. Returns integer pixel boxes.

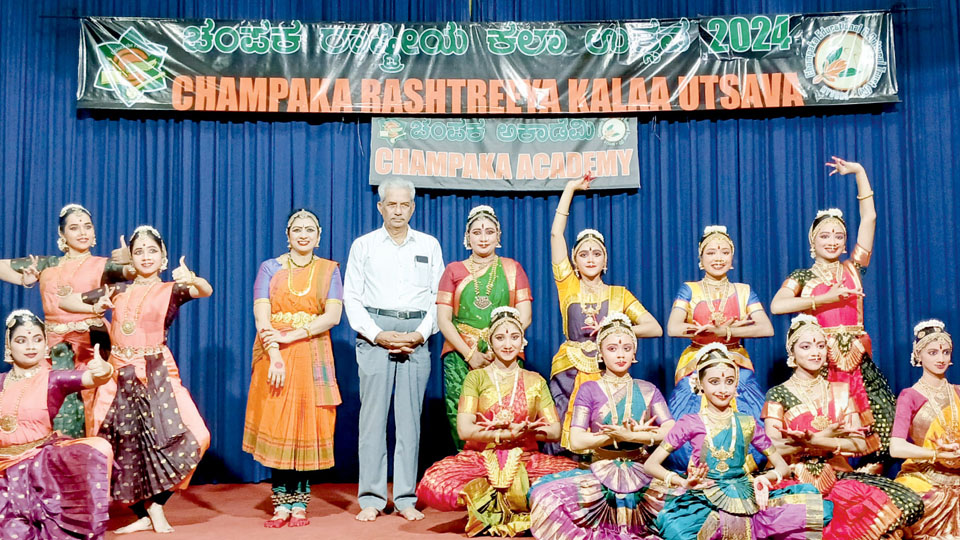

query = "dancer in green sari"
[437,206,533,448]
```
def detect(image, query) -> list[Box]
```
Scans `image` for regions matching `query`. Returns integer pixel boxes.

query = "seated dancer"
[243,209,343,528]
[0,309,115,540]
[438,205,532,449]
[891,320,960,540]
[416,307,577,537]
[666,225,773,470]
[771,157,897,459]
[0,203,133,437]
[645,343,832,540]
[528,313,677,540]
[549,175,661,453]
[764,315,922,540]
[60,225,212,534]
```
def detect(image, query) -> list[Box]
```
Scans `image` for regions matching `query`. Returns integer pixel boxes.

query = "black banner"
[77,12,897,114]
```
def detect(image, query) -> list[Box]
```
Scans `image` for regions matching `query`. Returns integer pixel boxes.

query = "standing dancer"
[891,320,960,540]
[438,205,532,449]
[343,179,444,522]
[243,209,343,527]
[549,174,661,452]
[771,157,897,458]
[665,225,773,469]
[0,204,132,436]
[60,225,212,534]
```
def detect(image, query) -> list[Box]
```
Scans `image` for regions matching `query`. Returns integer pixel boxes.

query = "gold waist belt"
[456,323,489,344]
[46,318,104,335]
[271,311,319,329]
[0,433,53,458]
[111,345,164,361]
[823,325,865,336]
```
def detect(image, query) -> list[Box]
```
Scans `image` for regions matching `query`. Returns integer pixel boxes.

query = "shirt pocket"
[411,254,432,288]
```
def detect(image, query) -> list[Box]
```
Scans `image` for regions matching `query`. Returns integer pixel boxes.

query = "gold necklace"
[701,276,731,326]
[700,410,738,472]
[487,364,520,425]
[286,257,316,297]
[0,368,39,433]
[579,281,606,328]
[600,372,633,425]
[287,253,315,268]
[466,256,499,310]
[811,261,844,286]
[119,281,159,335]
[54,252,93,297]
[915,379,960,440]
[789,375,831,430]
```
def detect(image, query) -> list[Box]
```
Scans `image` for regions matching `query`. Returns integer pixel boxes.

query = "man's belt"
[366,307,426,319]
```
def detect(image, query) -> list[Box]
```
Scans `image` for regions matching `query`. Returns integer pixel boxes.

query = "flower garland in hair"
[785,314,822,368]
[489,306,526,349]
[689,342,735,394]
[911,319,952,367]
[808,208,846,259]
[595,312,636,348]
[463,205,501,249]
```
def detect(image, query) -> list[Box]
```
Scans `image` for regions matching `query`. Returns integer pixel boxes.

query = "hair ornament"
[463,205,501,249]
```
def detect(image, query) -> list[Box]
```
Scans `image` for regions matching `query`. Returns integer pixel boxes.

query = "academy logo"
[803,20,887,100]
[93,27,168,107]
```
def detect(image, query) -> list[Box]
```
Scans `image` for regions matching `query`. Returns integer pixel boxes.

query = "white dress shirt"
[343,226,445,342]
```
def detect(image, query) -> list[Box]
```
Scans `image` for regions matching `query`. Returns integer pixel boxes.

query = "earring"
[90,235,97,248]
[3,350,11,364]
[574,268,580,279]
[57,235,67,252]
[786,355,797,368]
[809,247,816,259]
[160,257,168,271]
[698,261,704,270]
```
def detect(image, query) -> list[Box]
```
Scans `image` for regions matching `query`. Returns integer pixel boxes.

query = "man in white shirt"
[343,178,444,522]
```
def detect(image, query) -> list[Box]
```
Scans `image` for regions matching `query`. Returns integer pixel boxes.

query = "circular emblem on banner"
[599,118,629,145]
[803,22,886,100]
[812,32,876,91]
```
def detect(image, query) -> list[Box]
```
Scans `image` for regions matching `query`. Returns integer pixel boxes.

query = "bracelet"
[555,209,569,216]
[773,470,783,484]
[835,443,844,455]
[20,273,36,289]
[663,472,677,487]
[932,449,939,463]
[857,191,874,200]
[266,343,280,351]
[810,296,817,311]
[494,430,501,444]
[725,327,732,340]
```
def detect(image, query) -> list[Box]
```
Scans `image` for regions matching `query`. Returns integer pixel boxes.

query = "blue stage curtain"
[1,0,958,485]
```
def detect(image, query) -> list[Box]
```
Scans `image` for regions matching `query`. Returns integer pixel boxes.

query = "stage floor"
[106,483,468,539]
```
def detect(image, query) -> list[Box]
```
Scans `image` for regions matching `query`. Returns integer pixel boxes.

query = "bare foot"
[355,507,380,522]
[398,507,425,521]
[289,507,310,527]
[114,517,153,534]
[264,508,290,528]
[146,503,174,534]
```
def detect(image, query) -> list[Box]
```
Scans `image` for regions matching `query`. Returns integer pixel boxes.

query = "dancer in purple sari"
[529,313,677,540]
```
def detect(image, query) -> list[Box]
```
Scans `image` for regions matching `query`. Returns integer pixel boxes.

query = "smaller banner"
[369,117,640,191]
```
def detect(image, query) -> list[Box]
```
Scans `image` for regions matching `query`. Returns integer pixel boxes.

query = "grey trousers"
[356,313,431,511]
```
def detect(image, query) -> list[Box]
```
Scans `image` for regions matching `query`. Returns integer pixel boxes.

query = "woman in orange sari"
[243,209,343,528]
[0,309,114,539]
[60,225,213,534]
[0,204,132,437]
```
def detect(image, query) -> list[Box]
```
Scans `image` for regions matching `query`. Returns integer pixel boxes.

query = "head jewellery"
[572,229,607,275]
[59,203,91,219]
[130,225,168,272]
[699,225,735,256]
[911,319,952,367]
[596,312,637,349]
[808,208,846,259]
[463,205,501,250]
[488,306,526,349]
[286,209,321,232]
[785,314,824,368]
[4,309,44,364]
[58,204,95,251]
[689,343,738,394]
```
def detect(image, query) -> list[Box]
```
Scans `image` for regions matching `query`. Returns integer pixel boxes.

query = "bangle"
[835,443,844,455]
[773,470,783,484]
[931,449,939,463]
[494,430,501,445]
[20,273,35,289]
[266,343,280,351]
[555,209,569,216]
[664,472,677,487]
[725,327,732,340]
[810,296,817,311]
[857,191,874,200]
